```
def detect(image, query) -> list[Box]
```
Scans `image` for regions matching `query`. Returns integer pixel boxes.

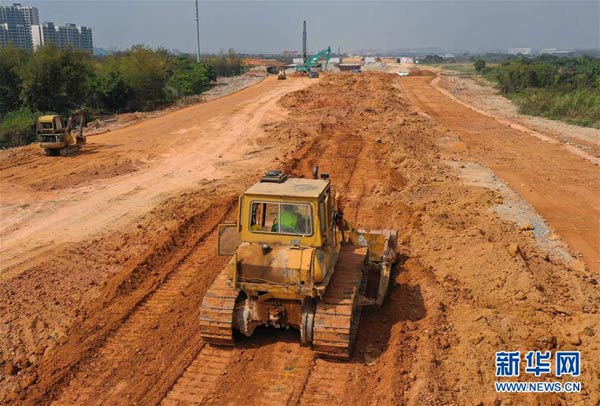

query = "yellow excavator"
[277,69,287,80]
[36,109,86,156]
[200,168,397,359]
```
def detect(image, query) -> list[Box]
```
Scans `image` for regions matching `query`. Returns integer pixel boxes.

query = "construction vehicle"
[37,110,86,156]
[200,168,397,359]
[308,67,319,79]
[295,46,331,74]
[277,69,287,80]
[266,65,279,75]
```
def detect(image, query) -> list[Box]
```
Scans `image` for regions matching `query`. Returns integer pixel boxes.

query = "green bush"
[0,47,28,117]
[0,109,41,147]
[202,49,246,77]
[480,55,600,127]
[489,56,600,94]
[473,59,486,72]
[91,64,133,113]
[20,45,93,113]
[167,56,212,97]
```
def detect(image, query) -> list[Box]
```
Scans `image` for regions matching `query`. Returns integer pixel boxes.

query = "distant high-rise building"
[57,23,79,49]
[31,22,57,48]
[1,3,92,53]
[0,3,39,26]
[32,22,93,52]
[0,24,7,47]
[0,2,38,51]
[79,26,92,52]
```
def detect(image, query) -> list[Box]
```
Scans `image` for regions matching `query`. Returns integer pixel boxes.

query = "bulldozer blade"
[346,228,397,306]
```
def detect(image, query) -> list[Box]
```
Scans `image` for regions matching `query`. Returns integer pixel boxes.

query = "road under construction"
[0,66,599,406]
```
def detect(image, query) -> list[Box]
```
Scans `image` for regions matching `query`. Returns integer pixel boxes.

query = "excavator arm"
[66,109,87,146]
[296,46,331,72]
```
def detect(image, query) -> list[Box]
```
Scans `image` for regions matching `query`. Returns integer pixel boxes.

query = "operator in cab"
[272,204,310,235]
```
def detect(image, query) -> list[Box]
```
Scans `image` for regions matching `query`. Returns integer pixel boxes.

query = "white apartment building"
[32,22,93,52]
[0,2,39,51]
[2,3,93,53]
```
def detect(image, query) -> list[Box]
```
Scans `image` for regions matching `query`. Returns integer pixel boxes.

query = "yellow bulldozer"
[200,168,397,359]
[36,109,86,156]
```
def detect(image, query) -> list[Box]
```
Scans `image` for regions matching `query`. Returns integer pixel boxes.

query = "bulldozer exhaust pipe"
[312,165,319,180]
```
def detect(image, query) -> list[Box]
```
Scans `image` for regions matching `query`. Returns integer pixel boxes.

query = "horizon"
[5,1,600,55]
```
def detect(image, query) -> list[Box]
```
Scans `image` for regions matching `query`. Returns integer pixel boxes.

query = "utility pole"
[302,20,307,62]
[195,0,200,63]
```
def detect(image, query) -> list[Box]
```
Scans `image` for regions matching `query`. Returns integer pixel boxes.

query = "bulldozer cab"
[218,171,336,255]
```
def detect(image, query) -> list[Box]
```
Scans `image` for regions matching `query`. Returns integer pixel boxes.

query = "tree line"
[0,45,247,147]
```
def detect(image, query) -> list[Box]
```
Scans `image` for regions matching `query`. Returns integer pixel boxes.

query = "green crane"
[295,46,331,73]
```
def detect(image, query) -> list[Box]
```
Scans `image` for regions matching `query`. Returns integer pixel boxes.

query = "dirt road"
[399,74,600,273]
[1,73,598,406]
[0,76,308,273]
[437,71,600,156]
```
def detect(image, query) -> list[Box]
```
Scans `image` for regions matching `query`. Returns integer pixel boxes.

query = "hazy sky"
[13,1,600,53]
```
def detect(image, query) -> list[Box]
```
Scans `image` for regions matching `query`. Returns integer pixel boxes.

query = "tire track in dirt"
[161,334,316,406]
[5,191,237,405]
[290,130,376,405]
[47,198,237,406]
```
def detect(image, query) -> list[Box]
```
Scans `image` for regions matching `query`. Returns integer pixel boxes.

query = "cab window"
[249,202,312,236]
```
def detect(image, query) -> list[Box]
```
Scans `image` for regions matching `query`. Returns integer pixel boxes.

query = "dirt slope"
[1,73,598,406]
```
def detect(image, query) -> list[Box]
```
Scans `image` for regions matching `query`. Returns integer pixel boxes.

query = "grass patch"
[509,88,600,128]
[440,64,477,74]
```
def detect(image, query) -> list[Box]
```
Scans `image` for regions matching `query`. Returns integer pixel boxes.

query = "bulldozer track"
[160,339,315,406]
[160,345,235,406]
[198,268,239,346]
[51,205,233,406]
[298,358,352,406]
[258,351,314,406]
[343,133,366,225]
[231,345,315,406]
[312,244,367,359]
